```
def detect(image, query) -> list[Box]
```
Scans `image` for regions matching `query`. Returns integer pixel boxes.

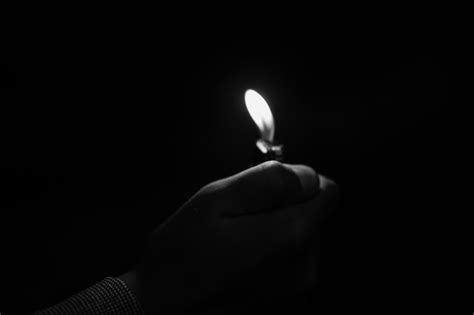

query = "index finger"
[216,161,320,217]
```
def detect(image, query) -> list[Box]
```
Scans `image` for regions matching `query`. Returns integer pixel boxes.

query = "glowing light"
[244,89,275,142]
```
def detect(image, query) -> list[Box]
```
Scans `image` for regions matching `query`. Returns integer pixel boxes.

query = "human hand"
[120,161,339,313]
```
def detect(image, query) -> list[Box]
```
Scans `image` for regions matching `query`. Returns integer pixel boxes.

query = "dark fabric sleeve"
[34,277,144,315]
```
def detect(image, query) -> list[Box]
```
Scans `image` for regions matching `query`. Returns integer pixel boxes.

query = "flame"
[244,89,275,142]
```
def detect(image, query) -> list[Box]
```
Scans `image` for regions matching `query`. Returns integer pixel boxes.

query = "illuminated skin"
[120,161,339,313]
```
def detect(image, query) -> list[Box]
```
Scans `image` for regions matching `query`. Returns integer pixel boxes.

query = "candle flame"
[244,89,275,142]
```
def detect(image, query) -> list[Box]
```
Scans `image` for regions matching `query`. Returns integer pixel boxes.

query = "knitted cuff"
[35,277,144,315]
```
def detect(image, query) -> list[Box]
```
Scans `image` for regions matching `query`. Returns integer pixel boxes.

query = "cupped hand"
[120,161,339,313]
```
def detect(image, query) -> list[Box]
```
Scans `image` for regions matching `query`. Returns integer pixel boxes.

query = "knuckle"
[260,160,285,174]
[190,181,227,213]
[259,160,289,185]
[259,160,294,199]
[259,161,305,203]
[198,176,233,198]
[198,181,220,197]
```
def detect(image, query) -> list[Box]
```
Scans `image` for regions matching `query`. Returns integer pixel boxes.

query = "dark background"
[1,35,451,313]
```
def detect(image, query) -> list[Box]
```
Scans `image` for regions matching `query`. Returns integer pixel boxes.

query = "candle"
[244,89,284,164]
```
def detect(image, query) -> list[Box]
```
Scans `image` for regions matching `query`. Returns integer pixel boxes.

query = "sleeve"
[34,277,144,315]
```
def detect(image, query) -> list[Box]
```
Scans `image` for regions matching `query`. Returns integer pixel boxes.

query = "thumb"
[217,161,320,217]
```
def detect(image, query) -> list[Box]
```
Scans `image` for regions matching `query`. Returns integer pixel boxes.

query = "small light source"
[245,89,275,142]
[244,89,284,164]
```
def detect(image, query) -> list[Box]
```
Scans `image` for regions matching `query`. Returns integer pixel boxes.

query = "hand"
[120,161,339,313]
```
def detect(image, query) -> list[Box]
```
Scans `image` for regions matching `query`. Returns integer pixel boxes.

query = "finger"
[237,174,339,252]
[215,161,320,217]
[270,174,339,245]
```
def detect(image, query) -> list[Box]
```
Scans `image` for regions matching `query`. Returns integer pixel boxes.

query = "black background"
[1,33,452,313]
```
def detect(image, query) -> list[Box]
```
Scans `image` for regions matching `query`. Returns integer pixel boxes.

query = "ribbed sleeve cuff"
[34,277,144,315]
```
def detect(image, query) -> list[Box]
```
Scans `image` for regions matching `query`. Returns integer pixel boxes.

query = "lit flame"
[244,89,275,142]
